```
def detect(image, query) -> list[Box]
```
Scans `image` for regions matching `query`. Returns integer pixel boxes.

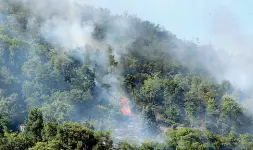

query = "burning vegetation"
[120,97,132,116]
[1,0,253,149]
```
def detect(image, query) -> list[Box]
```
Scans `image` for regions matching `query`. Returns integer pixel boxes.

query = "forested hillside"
[0,0,253,149]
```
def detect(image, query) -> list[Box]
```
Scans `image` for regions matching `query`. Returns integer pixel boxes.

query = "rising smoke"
[3,0,253,144]
[164,5,253,96]
[208,7,253,93]
[3,0,159,144]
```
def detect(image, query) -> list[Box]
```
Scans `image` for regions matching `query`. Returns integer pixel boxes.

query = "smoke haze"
[5,0,160,143]
[207,7,253,92]
[3,0,253,145]
[85,0,253,94]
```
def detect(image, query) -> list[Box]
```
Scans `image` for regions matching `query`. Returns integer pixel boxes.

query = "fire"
[120,97,132,116]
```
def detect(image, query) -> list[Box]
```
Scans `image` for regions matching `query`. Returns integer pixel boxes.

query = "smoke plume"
[5,0,253,145]
[207,7,253,93]
[4,0,157,144]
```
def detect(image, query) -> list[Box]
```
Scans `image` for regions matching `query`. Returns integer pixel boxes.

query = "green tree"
[57,122,113,150]
[29,140,63,150]
[166,128,218,150]
[43,122,58,141]
[139,77,164,104]
[71,66,95,94]
[24,108,44,143]
[0,114,8,133]
[143,105,158,135]
[238,134,253,150]
[41,99,74,123]
[115,141,138,150]
[218,95,243,135]
[0,130,33,150]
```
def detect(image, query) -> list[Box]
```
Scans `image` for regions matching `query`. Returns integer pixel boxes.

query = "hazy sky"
[83,0,253,90]
[86,0,253,45]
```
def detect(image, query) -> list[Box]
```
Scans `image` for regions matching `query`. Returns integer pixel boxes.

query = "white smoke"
[207,7,253,92]
[7,0,153,144]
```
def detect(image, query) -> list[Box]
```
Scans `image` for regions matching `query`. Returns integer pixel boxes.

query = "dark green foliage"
[143,105,158,135]
[28,141,62,150]
[57,122,97,149]
[166,128,216,149]
[0,129,34,150]
[24,108,44,143]
[116,141,138,150]
[0,2,252,150]
[0,114,8,133]
[42,122,58,141]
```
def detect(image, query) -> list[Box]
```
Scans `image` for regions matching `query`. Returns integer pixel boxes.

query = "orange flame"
[121,97,132,116]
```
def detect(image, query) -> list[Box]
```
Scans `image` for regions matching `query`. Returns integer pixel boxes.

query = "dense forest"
[0,0,253,149]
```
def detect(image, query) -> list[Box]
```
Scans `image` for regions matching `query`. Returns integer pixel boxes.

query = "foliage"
[0,1,252,149]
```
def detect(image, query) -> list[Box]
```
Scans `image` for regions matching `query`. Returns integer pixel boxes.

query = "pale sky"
[85,0,253,45]
[84,0,253,90]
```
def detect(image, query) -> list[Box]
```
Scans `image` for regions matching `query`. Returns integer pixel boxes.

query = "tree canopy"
[0,1,252,149]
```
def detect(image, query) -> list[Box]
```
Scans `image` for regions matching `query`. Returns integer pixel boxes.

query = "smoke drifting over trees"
[0,0,253,149]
